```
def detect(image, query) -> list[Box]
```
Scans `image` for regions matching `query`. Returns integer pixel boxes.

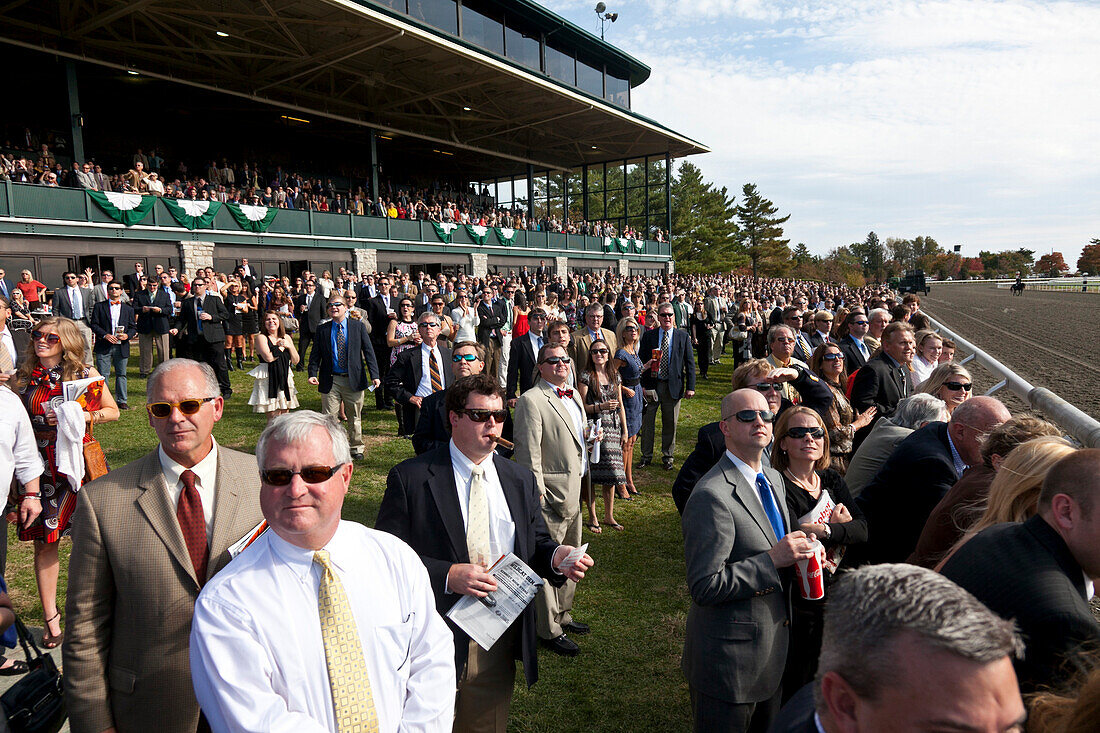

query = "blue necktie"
[755,472,786,541]
[537,336,544,351]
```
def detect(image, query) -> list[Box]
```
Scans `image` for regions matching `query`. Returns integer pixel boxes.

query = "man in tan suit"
[513,344,590,657]
[569,303,617,370]
[64,358,264,733]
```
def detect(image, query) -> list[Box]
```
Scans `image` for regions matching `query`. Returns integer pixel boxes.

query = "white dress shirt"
[0,328,17,369]
[109,301,122,333]
[415,344,445,398]
[0,388,44,490]
[449,440,516,558]
[190,521,455,733]
[68,287,83,320]
[546,379,587,472]
[725,450,774,522]
[158,441,219,541]
[527,331,544,356]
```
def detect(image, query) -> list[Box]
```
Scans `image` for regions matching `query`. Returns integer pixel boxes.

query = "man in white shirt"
[384,312,452,437]
[0,297,29,386]
[378,374,592,732]
[191,411,455,732]
[506,307,547,405]
[0,386,43,577]
[55,272,94,356]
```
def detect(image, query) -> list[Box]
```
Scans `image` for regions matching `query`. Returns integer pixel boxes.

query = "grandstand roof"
[1,0,707,178]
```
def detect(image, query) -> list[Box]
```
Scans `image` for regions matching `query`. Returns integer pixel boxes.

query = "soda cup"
[651,348,662,374]
[794,540,826,600]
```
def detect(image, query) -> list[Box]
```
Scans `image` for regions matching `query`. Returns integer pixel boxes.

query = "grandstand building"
[0,0,706,286]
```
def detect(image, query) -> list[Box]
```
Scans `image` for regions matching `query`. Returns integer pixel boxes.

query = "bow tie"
[556,388,573,399]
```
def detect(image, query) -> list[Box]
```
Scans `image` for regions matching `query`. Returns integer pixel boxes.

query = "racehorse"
[1011,281,1025,295]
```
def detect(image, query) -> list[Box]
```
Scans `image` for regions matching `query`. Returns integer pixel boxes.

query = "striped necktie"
[336,323,347,372]
[313,550,379,733]
[428,349,443,392]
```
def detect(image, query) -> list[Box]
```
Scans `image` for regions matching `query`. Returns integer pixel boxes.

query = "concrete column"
[618,259,631,276]
[666,259,676,275]
[353,247,378,275]
[178,241,215,278]
[555,256,569,277]
[469,252,488,280]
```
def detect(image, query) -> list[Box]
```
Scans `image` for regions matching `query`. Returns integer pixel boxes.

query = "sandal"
[41,611,63,649]
[584,522,602,534]
[605,521,625,531]
[617,490,633,501]
[628,485,640,495]
[0,657,28,676]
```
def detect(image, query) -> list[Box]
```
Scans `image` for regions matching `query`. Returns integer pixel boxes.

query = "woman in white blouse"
[449,289,479,342]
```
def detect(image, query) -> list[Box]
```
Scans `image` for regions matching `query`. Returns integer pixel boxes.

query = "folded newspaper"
[446,552,544,651]
[62,376,105,405]
[797,489,843,573]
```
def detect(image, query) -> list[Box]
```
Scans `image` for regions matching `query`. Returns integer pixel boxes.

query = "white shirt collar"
[724,449,763,486]
[158,439,219,494]
[268,519,354,582]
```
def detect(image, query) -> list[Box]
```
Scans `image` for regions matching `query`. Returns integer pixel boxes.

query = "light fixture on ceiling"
[591,145,598,150]
[216,29,230,38]
[127,69,140,76]
[462,106,472,112]
[280,114,311,124]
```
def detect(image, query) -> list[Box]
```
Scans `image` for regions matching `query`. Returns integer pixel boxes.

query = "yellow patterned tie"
[313,550,380,733]
[466,465,491,566]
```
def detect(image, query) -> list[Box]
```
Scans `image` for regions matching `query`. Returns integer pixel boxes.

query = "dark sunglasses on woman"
[30,330,61,345]
[786,426,825,439]
[944,381,973,392]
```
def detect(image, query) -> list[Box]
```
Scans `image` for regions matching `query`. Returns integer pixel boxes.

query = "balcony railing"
[0,180,671,259]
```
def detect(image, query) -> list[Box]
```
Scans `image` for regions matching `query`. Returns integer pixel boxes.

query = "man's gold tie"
[313,550,379,733]
[466,465,491,566]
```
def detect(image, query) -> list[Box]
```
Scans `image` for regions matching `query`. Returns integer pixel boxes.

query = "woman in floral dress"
[577,338,628,533]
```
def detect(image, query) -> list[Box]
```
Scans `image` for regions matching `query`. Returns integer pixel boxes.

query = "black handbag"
[0,616,66,733]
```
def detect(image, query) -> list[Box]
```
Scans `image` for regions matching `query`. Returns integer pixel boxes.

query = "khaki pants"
[139,332,170,375]
[321,375,364,453]
[641,381,682,462]
[73,320,93,360]
[497,331,512,390]
[453,626,519,733]
[536,501,581,639]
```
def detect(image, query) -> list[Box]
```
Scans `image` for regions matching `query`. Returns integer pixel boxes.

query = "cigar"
[492,436,514,450]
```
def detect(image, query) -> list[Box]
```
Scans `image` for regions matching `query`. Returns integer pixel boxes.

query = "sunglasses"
[146,396,217,418]
[724,409,776,423]
[752,383,781,393]
[30,330,61,345]
[786,426,825,440]
[458,408,509,423]
[453,354,480,362]
[851,320,869,326]
[944,381,973,392]
[261,464,342,486]
[418,322,440,328]
[591,349,609,355]
[541,356,571,365]
[822,353,844,361]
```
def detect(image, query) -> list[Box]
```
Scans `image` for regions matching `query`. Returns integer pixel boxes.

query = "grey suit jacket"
[54,286,94,322]
[843,418,914,496]
[681,455,791,704]
[64,447,264,733]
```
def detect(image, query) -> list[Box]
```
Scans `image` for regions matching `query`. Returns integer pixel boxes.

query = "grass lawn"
[6,353,737,731]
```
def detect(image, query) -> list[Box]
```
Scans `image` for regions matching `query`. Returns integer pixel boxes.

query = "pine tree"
[850,231,885,280]
[670,162,743,273]
[734,183,791,276]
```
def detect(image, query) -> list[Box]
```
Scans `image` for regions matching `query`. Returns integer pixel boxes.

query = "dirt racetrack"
[922,285,1100,422]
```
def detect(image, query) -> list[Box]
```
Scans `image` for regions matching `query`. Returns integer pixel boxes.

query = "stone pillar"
[470,252,488,280]
[618,258,631,276]
[555,256,569,277]
[178,241,214,278]
[666,259,676,275]
[353,247,378,275]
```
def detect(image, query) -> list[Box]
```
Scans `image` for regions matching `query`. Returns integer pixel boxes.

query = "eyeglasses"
[753,383,781,393]
[944,381,973,392]
[146,396,217,418]
[261,464,342,486]
[591,349,609,355]
[822,353,844,361]
[65,275,78,280]
[453,353,480,362]
[851,320,869,326]
[723,409,776,423]
[458,408,509,423]
[786,426,825,440]
[541,356,571,365]
[31,330,61,345]
[786,315,803,321]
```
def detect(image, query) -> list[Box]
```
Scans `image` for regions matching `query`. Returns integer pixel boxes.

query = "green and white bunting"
[432,222,458,243]
[602,236,614,251]
[495,227,516,246]
[226,202,278,233]
[464,224,490,245]
[604,237,628,253]
[163,198,222,230]
[633,238,645,252]
[87,191,155,226]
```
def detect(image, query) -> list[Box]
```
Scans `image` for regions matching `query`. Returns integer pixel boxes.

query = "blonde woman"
[916,362,973,416]
[910,330,943,387]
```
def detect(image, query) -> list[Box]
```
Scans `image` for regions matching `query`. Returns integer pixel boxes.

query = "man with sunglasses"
[90,281,138,409]
[638,304,696,470]
[385,312,453,437]
[308,294,380,461]
[379,373,593,731]
[682,388,817,733]
[65,359,265,733]
[412,342,494,455]
[514,344,593,657]
[192,411,455,731]
[54,270,94,355]
[838,309,871,373]
[506,307,548,406]
[179,277,232,398]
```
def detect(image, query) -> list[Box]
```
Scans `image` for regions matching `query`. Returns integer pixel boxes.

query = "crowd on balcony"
[1,132,668,241]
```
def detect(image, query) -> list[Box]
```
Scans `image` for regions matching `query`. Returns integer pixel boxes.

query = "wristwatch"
[821,524,832,539]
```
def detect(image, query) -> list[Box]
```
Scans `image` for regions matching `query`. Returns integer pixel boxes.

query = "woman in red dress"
[13,316,119,648]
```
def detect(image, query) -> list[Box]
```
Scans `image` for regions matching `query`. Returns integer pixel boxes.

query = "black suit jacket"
[838,334,870,374]
[854,421,956,565]
[850,353,909,441]
[808,331,832,350]
[366,295,394,346]
[941,515,1100,693]
[768,683,818,733]
[123,272,144,298]
[375,446,564,687]
[53,286,94,323]
[384,344,453,405]
[89,301,138,355]
[506,332,540,401]
[308,318,379,393]
[132,289,173,334]
[476,301,503,346]
[292,292,325,335]
[639,327,696,399]
[179,294,229,344]
[671,366,833,514]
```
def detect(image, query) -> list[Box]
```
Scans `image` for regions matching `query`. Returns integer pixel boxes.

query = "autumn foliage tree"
[1035,252,1070,278]
[1078,240,1100,274]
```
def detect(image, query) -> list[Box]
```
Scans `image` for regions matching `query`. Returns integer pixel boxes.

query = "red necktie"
[178,469,209,584]
[556,388,573,399]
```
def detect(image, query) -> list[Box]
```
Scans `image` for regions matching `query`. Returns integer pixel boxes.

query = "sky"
[550,0,1100,267]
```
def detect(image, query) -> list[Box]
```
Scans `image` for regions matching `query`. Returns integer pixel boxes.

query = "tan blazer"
[513,381,586,522]
[64,447,264,733]
[568,327,617,371]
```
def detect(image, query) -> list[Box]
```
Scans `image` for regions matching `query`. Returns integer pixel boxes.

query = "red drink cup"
[794,540,826,600]
[651,348,662,374]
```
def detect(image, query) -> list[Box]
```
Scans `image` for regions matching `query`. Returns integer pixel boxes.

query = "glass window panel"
[586,167,605,221]
[577,58,603,97]
[545,42,575,85]
[548,172,564,220]
[605,67,629,108]
[409,0,457,35]
[373,0,407,11]
[505,23,540,70]
[461,2,504,55]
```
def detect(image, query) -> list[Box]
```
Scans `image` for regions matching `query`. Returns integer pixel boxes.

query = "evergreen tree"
[734,183,791,276]
[850,231,886,280]
[670,162,743,273]
[792,242,814,266]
